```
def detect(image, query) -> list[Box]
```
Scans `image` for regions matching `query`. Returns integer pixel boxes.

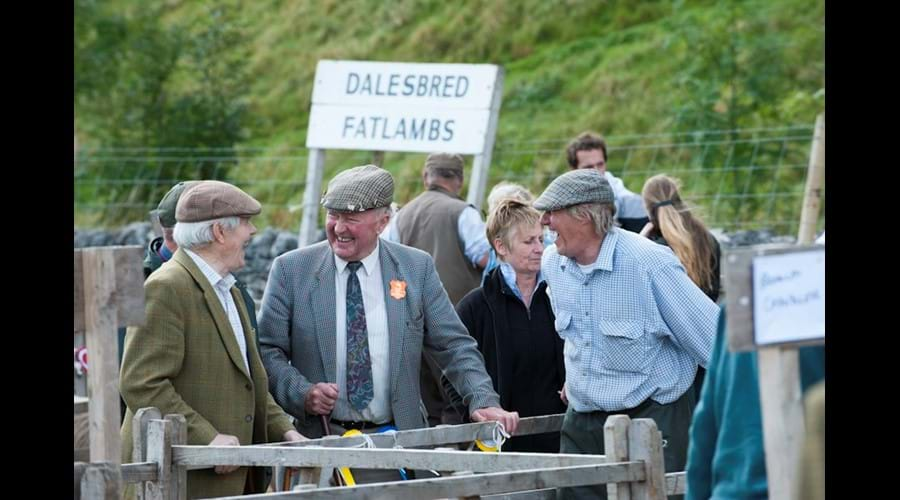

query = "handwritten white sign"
[752,249,825,346]
[306,60,501,154]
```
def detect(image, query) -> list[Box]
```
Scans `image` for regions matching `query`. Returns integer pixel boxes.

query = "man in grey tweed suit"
[259,165,519,444]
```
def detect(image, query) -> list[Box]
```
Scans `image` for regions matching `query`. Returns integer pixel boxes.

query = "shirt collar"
[184,248,236,290]
[334,240,380,277]
[558,227,619,273]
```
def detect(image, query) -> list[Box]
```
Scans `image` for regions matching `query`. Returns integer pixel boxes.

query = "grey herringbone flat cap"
[175,180,261,222]
[321,164,394,212]
[533,168,615,212]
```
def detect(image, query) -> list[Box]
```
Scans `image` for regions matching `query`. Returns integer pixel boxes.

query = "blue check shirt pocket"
[598,320,649,373]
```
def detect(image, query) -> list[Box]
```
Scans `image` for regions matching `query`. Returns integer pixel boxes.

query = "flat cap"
[153,181,200,227]
[424,152,464,177]
[533,168,615,212]
[175,180,261,223]
[321,164,394,212]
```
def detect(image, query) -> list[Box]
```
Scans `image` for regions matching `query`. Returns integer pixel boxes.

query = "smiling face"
[325,207,390,262]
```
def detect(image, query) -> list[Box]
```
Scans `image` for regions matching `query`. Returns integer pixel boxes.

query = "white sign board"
[751,249,825,346]
[306,60,501,154]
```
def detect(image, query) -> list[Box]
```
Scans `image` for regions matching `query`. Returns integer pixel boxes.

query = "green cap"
[153,181,200,227]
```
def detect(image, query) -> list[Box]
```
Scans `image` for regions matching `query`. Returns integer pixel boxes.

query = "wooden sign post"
[74,245,146,464]
[721,114,825,500]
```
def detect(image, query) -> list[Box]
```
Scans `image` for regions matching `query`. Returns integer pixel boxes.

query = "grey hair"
[173,216,241,250]
[486,182,534,213]
[568,202,616,237]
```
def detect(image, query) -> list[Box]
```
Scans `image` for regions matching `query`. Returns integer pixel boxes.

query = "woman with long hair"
[640,174,720,301]
[641,174,721,403]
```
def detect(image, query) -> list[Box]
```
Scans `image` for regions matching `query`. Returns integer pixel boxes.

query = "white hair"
[173,216,240,250]
[568,202,616,237]
[486,182,534,213]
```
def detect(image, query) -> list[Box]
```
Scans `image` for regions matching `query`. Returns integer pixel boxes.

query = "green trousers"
[558,389,695,500]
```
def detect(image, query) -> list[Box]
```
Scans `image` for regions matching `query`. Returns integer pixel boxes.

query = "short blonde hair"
[485,198,542,255]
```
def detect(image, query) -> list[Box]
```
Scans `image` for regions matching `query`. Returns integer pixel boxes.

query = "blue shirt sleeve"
[649,262,719,367]
[457,206,490,266]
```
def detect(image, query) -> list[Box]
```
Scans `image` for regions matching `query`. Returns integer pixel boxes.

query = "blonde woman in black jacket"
[453,198,566,452]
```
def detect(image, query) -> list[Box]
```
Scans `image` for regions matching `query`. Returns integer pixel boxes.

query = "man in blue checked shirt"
[534,168,718,500]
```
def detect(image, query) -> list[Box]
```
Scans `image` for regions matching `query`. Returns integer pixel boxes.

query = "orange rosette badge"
[389,279,407,300]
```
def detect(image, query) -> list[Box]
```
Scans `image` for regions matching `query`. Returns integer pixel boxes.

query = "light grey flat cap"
[321,164,394,212]
[533,168,615,212]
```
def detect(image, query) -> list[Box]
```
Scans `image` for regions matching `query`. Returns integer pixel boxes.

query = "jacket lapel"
[312,247,337,384]
[173,249,252,382]
[379,241,408,398]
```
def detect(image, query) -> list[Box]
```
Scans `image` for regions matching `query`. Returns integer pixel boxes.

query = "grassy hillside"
[75,0,824,229]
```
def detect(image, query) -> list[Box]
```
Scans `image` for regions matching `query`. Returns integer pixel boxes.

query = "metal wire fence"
[74,124,823,235]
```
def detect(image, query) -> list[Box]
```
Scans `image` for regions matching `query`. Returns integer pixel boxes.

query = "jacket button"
[245,415,253,423]
[245,383,252,390]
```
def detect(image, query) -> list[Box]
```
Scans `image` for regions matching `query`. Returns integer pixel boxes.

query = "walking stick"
[320,414,346,486]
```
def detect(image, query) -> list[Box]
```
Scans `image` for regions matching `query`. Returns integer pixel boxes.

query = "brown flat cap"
[175,180,261,223]
[424,152,464,177]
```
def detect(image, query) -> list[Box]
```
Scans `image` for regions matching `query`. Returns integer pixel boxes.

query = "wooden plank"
[174,446,608,473]
[74,246,146,332]
[83,248,123,463]
[604,414,631,500]
[482,490,556,500]
[121,462,160,483]
[165,414,188,500]
[74,462,88,500]
[216,462,646,500]
[758,347,805,500]
[665,472,686,496]
[723,245,823,353]
[628,419,665,500]
[113,245,148,327]
[134,407,162,500]
[797,114,825,245]
[80,462,123,500]
[263,414,564,451]
[146,419,173,500]
[74,251,84,333]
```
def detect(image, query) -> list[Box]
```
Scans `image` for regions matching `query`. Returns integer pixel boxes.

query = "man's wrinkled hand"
[471,407,520,436]
[209,433,241,475]
[305,383,339,415]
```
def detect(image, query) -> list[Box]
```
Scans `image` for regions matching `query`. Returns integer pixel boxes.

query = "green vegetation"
[75,0,824,230]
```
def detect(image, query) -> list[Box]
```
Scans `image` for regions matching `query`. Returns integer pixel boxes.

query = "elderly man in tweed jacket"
[120,180,306,498]
[259,165,519,451]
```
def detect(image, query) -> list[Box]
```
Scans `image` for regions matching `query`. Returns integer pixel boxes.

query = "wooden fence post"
[133,407,162,499]
[80,462,123,500]
[628,419,665,500]
[147,419,174,500]
[165,414,188,500]
[604,414,631,500]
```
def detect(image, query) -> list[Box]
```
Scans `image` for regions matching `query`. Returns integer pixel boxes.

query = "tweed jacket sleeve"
[416,254,500,413]
[120,276,218,445]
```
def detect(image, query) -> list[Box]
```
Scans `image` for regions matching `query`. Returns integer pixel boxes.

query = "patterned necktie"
[345,261,374,410]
